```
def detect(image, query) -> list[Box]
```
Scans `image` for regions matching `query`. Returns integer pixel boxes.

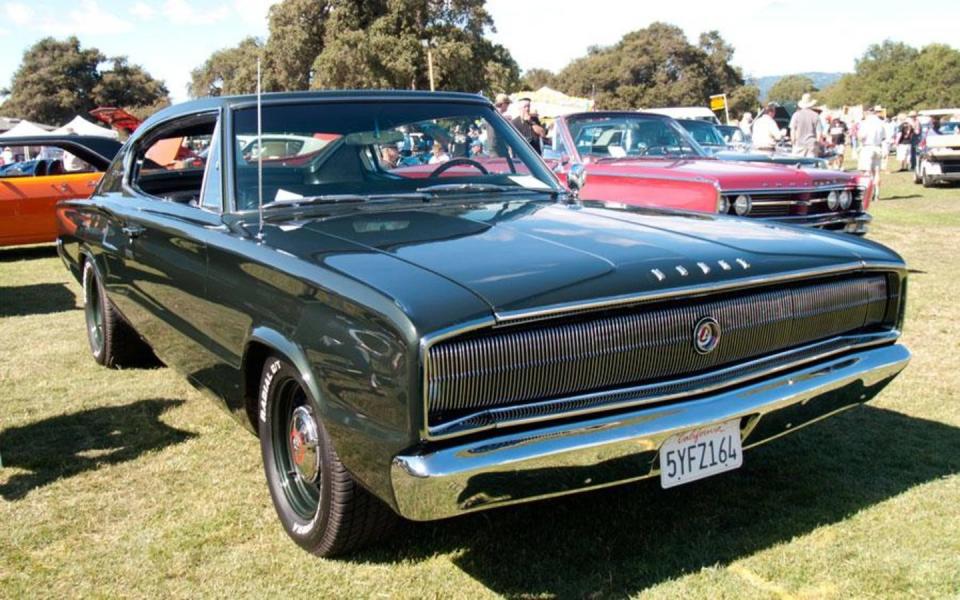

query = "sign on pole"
[710,94,729,124]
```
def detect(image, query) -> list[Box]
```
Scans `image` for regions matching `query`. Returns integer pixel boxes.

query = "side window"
[131,115,217,206]
[199,121,222,211]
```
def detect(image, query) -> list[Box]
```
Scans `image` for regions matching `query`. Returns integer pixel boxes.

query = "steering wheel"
[428,158,489,178]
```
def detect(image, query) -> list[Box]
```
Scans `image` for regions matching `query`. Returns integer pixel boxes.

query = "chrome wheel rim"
[83,267,104,356]
[271,379,321,520]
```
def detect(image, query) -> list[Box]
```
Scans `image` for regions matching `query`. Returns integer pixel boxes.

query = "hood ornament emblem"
[693,317,721,354]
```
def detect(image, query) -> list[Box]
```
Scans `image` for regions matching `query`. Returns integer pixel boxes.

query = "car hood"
[587,157,853,191]
[258,199,902,320]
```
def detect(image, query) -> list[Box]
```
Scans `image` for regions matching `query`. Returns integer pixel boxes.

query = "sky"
[1,0,958,111]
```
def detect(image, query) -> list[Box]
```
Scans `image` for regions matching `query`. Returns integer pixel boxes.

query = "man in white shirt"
[751,104,784,152]
[858,107,887,201]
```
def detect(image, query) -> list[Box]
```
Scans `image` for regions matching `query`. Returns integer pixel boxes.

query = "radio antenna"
[256,57,264,241]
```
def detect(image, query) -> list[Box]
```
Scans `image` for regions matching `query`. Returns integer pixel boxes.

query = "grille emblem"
[693,317,721,354]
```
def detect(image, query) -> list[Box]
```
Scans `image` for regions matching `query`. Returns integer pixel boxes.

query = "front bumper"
[763,212,872,234]
[391,343,909,521]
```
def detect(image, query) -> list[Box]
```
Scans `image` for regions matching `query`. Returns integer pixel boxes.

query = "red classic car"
[548,112,872,234]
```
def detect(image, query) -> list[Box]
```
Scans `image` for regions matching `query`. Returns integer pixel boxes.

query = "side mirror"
[568,163,586,195]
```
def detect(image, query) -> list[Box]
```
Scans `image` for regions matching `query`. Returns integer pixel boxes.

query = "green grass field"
[1,170,958,599]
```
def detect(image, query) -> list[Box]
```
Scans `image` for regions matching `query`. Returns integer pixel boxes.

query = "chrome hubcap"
[288,405,320,483]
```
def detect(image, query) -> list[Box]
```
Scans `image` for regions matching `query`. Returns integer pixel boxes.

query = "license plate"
[659,420,743,489]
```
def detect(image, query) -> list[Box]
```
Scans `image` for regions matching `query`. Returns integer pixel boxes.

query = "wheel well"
[242,341,273,435]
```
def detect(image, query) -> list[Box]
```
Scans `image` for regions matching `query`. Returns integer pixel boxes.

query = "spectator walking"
[895,117,915,171]
[907,111,922,170]
[751,103,784,152]
[511,98,547,155]
[790,93,821,157]
[858,107,887,201]
[739,112,753,136]
[485,93,512,157]
[826,116,848,170]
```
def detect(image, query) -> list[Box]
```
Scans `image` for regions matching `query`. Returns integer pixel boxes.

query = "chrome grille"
[426,275,889,427]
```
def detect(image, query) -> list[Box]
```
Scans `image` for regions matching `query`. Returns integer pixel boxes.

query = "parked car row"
[49,91,910,556]
[545,112,870,234]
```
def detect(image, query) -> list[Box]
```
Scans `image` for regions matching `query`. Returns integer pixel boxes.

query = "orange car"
[0,135,121,246]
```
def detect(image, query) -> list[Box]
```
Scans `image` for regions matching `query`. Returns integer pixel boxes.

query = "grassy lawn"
[1,170,958,598]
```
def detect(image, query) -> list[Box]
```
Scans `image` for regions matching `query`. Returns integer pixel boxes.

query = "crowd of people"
[737,92,951,200]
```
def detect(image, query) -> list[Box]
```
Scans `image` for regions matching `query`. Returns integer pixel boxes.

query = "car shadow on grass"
[0,399,195,501]
[360,406,959,597]
[0,245,58,262]
[0,282,78,317]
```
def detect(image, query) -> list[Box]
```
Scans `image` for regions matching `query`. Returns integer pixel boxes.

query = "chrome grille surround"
[423,269,896,439]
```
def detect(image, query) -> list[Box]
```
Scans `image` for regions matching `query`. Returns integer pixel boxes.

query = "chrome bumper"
[764,212,872,234]
[391,343,909,521]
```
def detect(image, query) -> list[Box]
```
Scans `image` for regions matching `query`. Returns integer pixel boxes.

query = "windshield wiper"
[416,183,551,195]
[261,194,369,210]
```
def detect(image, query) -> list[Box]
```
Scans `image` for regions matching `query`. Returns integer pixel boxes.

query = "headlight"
[734,194,751,216]
[826,191,839,210]
[717,195,730,213]
[838,190,852,210]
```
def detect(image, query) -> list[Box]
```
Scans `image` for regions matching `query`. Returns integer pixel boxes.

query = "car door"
[97,112,223,375]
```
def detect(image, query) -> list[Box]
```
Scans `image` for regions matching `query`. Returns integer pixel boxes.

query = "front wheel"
[922,169,933,188]
[258,357,398,556]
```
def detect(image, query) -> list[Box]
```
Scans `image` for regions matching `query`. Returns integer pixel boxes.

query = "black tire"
[922,171,933,188]
[81,259,157,368]
[913,167,921,184]
[258,356,398,556]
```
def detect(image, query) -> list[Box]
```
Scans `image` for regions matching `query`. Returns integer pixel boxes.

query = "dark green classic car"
[57,91,911,556]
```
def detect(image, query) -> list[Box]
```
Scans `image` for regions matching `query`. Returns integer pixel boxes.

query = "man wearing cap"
[790,93,821,157]
[858,106,887,201]
[484,93,512,157]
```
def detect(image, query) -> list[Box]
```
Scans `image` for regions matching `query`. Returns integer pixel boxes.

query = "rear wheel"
[258,356,398,556]
[81,259,157,368]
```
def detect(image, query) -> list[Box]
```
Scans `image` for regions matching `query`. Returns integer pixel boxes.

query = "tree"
[766,74,817,105]
[553,23,754,112]
[819,40,960,114]
[0,37,168,125]
[521,68,556,90]
[310,0,518,93]
[94,57,169,109]
[264,0,330,91]
[727,84,760,119]
[189,37,265,97]
[189,0,519,97]
[1,37,103,124]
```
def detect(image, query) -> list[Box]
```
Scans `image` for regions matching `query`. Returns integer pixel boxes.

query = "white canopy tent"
[52,115,118,139]
[507,87,595,120]
[0,119,54,138]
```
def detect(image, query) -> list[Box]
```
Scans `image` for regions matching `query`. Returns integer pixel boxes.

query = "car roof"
[0,135,122,170]
[562,111,674,121]
[139,90,492,133]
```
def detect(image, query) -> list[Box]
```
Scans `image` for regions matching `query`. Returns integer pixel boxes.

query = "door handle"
[122,224,146,239]
[57,183,70,193]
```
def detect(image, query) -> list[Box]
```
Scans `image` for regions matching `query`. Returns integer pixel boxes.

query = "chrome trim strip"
[393,343,910,521]
[426,330,898,440]
[724,184,856,195]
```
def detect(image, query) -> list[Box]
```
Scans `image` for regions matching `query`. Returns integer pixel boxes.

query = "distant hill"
[749,72,846,100]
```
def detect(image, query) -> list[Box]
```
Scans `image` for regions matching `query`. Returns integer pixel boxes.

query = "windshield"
[680,120,728,147]
[566,114,706,159]
[232,101,559,210]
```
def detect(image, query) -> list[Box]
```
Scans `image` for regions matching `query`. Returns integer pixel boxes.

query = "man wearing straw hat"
[790,92,821,157]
